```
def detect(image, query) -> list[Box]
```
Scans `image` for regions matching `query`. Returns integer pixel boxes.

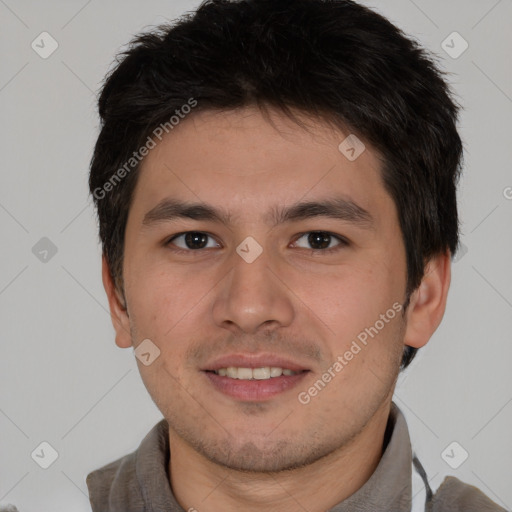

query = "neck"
[168,400,392,512]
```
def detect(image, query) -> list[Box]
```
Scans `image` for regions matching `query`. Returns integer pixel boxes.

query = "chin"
[196,437,337,474]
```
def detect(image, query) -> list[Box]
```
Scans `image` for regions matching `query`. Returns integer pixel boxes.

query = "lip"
[201,353,310,372]
[203,370,310,401]
[201,352,311,402]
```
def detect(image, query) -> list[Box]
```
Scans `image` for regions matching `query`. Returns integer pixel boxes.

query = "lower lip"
[203,371,309,401]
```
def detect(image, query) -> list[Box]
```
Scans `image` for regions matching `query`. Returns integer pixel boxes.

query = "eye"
[164,230,348,254]
[292,231,348,253]
[166,231,220,252]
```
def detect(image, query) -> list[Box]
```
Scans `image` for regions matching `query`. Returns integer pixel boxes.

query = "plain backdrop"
[0,1,511,510]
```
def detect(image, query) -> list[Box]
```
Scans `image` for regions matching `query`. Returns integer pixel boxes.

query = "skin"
[102,106,451,512]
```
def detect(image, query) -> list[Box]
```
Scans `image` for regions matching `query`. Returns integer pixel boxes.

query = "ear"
[402,250,451,349]
[102,254,132,348]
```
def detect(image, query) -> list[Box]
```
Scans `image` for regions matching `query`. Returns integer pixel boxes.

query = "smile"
[203,368,310,401]
[212,366,301,380]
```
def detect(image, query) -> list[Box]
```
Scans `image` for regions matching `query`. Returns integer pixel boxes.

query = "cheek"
[126,264,201,374]
[128,260,193,324]
[302,262,404,378]
[307,264,395,328]
[128,269,195,406]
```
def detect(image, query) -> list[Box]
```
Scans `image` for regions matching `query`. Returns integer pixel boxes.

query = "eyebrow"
[142,196,375,230]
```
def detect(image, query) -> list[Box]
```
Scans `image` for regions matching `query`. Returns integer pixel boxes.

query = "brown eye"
[167,232,219,251]
[293,231,348,252]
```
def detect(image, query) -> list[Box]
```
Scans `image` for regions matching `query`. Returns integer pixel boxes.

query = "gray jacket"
[86,402,508,511]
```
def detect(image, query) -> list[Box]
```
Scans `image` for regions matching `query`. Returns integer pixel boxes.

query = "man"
[86,0,507,510]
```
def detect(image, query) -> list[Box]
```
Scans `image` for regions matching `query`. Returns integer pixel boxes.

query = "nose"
[211,244,295,335]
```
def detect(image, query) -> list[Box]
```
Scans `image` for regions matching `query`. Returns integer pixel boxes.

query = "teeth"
[213,366,300,380]
[253,367,270,380]
[270,366,283,377]
[237,367,253,380]
[226,367,238,378]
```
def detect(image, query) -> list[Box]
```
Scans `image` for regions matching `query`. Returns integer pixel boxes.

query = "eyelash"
[164,231,349,255]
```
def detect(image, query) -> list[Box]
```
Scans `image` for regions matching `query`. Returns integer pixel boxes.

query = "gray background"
[0,0,511,510]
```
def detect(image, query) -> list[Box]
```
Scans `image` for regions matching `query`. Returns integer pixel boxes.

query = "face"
[116,107,410,472]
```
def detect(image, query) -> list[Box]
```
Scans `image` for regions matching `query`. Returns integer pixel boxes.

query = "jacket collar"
[87,401,414,511]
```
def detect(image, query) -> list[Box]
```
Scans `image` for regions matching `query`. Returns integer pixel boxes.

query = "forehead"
[128,106,393,225]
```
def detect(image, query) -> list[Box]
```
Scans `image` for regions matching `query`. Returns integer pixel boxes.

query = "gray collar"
[328,401,415,511]
[88,401,417,511]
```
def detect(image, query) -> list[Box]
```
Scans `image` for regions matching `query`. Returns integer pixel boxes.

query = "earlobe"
[403,250,452,350]
[101,255,132,349]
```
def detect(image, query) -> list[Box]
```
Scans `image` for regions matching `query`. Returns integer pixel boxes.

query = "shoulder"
[86,450,141,510]
[431,475,509,512]
[86,419,170,510]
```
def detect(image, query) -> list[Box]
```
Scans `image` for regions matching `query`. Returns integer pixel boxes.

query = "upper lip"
[202,353,310,372]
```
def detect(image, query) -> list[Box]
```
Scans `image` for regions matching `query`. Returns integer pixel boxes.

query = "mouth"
[210,366,303,379]
[201,355,311,401]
